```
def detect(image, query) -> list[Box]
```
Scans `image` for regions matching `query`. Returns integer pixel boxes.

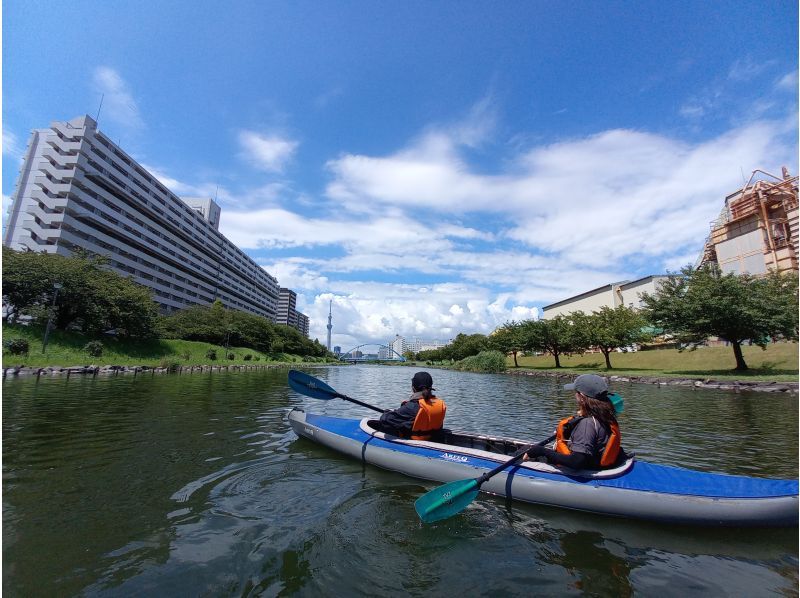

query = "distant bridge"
[339,343,406,363]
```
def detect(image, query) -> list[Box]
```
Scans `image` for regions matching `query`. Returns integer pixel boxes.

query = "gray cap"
[564,374,608,399]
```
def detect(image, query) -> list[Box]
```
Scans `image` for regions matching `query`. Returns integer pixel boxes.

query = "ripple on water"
[2,367,797,597]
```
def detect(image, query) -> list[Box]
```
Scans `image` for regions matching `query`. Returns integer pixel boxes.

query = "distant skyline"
[3,1,798,349]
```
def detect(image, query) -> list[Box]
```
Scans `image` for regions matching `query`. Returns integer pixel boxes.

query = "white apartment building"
[4,115,281,319]
[405,337,448,353]
[542,275,672,319]
[276,289,310,337]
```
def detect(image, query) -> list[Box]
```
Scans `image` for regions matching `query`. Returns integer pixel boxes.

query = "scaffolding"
[697,167,799,275]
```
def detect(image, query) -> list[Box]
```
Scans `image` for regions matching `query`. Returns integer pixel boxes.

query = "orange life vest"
[555,415,621,468]
[410,396,446,440]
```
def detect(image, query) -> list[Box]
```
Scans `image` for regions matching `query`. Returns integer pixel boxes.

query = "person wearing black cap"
[368,372,447,440]
[523,374,626,470]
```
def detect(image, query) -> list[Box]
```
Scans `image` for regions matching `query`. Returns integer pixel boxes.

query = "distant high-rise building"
[389,334,405,357]
[326,300,333,351]
[4,115,280,318]
[276,288,309,337]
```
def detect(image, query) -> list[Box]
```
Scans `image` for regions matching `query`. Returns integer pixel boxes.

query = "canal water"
[2,366,797,596]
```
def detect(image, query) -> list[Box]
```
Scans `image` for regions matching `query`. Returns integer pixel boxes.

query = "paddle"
[288,369,387,414]
[414,433,557,523]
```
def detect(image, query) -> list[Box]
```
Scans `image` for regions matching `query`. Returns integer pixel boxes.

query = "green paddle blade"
[415,478,480,523]
[288,370,338,400]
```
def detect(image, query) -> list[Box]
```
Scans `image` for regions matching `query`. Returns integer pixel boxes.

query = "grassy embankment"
[505,343,798,382]
[1,324,332,368]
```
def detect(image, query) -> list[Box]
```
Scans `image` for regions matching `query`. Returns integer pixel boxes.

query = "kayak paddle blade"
[288,370,338,401]
[415,478,480,523]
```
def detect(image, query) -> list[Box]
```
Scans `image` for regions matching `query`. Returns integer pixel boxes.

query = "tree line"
[2,249,330,358]
[415,265,798,371]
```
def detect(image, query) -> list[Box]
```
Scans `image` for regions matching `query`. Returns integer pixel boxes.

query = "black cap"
[412,371,433,391]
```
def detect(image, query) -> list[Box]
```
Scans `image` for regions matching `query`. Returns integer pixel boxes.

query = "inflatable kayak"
[287,408,798,527]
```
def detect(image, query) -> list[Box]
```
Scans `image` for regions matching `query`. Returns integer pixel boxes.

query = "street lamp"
[41,282,63,354]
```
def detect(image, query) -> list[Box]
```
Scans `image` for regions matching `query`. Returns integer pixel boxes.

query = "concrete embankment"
[505,369,798,394]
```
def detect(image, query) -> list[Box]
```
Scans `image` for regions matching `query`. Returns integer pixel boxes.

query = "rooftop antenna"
[215,184,219,202]
[95,93,105,123]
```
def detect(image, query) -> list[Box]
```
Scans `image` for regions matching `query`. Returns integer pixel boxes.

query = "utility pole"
[326,300,333,351]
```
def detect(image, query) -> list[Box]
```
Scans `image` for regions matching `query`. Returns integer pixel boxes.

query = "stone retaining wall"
[505,369,798,393]
[2,364,290,378]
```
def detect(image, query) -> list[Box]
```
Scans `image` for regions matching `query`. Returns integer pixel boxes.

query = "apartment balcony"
[41,146,79,170]
[45,137,82,154]
[27,189,71,211]
[34,175,73,197]
[21,219,60,241]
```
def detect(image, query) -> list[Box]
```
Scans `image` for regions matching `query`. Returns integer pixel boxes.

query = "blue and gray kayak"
[288,408,798,527]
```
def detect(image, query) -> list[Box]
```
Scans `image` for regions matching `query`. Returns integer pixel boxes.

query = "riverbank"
[504,368,798,393]
[1,323,337,369]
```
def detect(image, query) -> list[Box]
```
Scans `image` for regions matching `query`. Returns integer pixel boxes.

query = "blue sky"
[3,1,798,350]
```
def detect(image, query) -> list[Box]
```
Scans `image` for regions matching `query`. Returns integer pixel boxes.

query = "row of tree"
[2,249,330,358]
[416,265,798,371]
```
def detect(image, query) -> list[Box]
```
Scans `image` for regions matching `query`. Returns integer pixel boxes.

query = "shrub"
[254,356,261,361]
[205,349,217,361]
[4,338,30,355]
[244,354,252,361]
[454,350,508,373]
[181,351,192,361]
[83,340,104,357]
[227,352,235,360]
[158,358,180,372]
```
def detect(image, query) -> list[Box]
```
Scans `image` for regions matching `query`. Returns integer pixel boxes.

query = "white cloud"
[3,130,22,157]
[163,82,794,347]
[238,131,298,173]
[727,57,774,82]
[294,283,540,348]
[218,109,794,345]
[776,70,798,91]
[92,67,143,130]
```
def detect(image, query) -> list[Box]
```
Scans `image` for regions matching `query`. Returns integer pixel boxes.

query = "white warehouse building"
[541,275,672,319]
[4,115,281,319]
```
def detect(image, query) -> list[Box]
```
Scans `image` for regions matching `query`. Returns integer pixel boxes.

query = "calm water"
[2,365,798,596]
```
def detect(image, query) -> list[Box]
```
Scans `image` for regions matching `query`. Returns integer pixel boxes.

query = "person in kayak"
[524,374,625,470]
[368,371,447,440]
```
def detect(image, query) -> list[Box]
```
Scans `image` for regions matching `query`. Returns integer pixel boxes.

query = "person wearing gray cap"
[523,374,626,470]
[368,372,447,440]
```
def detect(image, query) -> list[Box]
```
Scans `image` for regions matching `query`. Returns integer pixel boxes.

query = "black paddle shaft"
[475,434,556,487]
[334,392,388,414]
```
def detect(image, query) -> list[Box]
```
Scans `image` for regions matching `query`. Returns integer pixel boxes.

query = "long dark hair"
[577,393,617,428]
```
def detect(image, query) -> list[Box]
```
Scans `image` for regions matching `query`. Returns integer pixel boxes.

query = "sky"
[3,1,798,351]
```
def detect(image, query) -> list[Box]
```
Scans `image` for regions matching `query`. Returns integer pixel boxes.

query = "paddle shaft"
[475,433,556,486]
[419,433,558,519]
[332,392,387,414]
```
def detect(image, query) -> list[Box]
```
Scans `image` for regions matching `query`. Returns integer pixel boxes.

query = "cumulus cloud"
[238,130,298,173]
[219,105,793,344]
[173,79,795,346]
[92,66,143,130]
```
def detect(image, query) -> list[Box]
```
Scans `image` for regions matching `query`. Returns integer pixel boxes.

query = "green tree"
[584,306,652,369]
[521,315,587,368]
[490,321,525,367]
[1,249,55,322]
[640,265,799,370]
[447,333,490,361]
[2,248,159,338]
